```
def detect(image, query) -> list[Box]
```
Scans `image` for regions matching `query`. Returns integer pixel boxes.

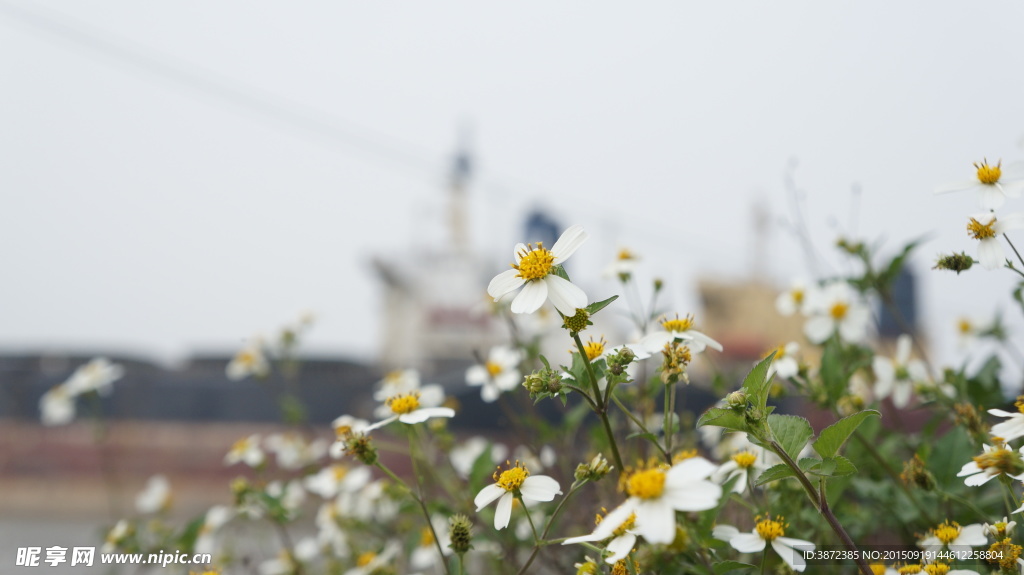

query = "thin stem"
[610,393,670,461]
[519,496,541,543]
[516,480,587,575]
[572,332,625,473]
[850,431,935,525]
[1005,234,1024,269]
[406,430,453,575]
[663,381,673,458]
[937,488,989,521]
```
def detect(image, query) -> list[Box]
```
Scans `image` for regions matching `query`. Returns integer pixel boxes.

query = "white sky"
[2,1,1024,373]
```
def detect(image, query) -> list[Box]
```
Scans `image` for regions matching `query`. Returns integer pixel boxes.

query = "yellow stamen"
[356,551,376,567]
[897,566,922,574]
[975,159,1002,184]
[732,451,758,469]
[869,564,888,575]
[513,243,555,281]
[923,564,950,575]
[968,216,997,240]
[1015,395,1024,414]
[625,468,667,499]
[485,361,503,377]
[582,336,607,361]
[957,318,973,335]
[661,314,695,333]
[331,465,349,481]
[386,393,421,415]
[973,446,1015,472]
[754,515,786,541]
[791,288,805,304]
[829,302,849,320]
[617,248,636,261]
[494,461,530,492]
[672,449,698,463]
[931,520,961,545]
[419,526,435,547]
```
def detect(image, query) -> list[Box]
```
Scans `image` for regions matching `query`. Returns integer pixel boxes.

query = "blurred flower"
[266,479,306,516]
[966,212,1024,270]
[989,398,1024,443]
[487,224,589,315]
[343,542,399,575]
[410,515,451,570]
[365,384,455,431]
[265,432,328,470]
[101,519,132,554]
[957,442,1024,486]
[765,342,800,379]
[225,434,265,467]
[466,345,522,402]
[935,159,1024,211]
[639,313,723,355]
[590,458,721,545]
[226,338,269,381]
[803,281,870,344]
[711,450,765,494]
[713,515,814,572]
[64,357,124,395]
[563,508,638,564]
[39,384,75,426]
[873,334,929,409]
[372,369,421,402]
[776,279,814,316]
[474,461,561,530]
[919,520,986,554]
[194,505,233,556]
[603,248,640,280]
[450,437,508,479]
[135,474,172,514]
[303,464,371,499]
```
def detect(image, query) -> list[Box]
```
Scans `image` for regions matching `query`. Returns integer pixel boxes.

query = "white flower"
[365,384,455,431]
[603,247,641,279]
[957,442,1024,486]
[639,313,723,355]
[983,517,1016,539]
[225,434,265,467]
[765,342,800,379]
[989,403,1024,443]
[315,501,350,558]
[266,479,306,515]
[39,384,75,426]
[873,334,929,409]
[265,432,329,469]
[329,414,371,458]
[343,542,399,575]
[450,437,508,479]
[563,509,638,564]
[776,280,814,316]
[935,159,1024,211]
[409,515,452,570]
[466,345,522,402]
[474,461,561,530]
[226,337,269,380]
[588,457,722,545]
[711,450,766,494]
[64,357,124,395]
[372,369,421,402]
[919,521,987,555]
[713,517,814,573]
[304,464,372,499]
[487,224,589,315]
[194,505,233,556]
[803,281,871,344]
[966,212,1024,270]
[135,475,171,514]
[101,519,131,554]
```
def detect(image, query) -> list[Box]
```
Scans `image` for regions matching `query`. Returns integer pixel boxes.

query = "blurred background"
[2,1,1024,572]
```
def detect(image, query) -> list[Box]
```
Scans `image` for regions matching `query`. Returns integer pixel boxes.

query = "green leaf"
[713,561,755,574]
[585,294,619,315]
[813,410,880,459]
[697,407,748,434]
[801,456,857,477]
[768,414,813,460]
[742,352,776,411]
[755,463,797,486]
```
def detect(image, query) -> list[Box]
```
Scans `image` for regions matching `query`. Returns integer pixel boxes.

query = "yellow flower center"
[791,288,805,304]
[485,361,503,377]
[923,564,950,575]
[626,468,667,499]
[334,423,353,437]
[582,337,607,361]
[829,302,849,320]
[617,248,636,261]
[975,159,1002,184]
[732,451,758,469]
[754,515,787,541]
[1014,395,1024,414]
[420,526,436,547]
[230,437,252,454]
[869,564,888,575]
[661,314,695,333]
[672,449,698,464]
[331,465,349,481]
[386,393,421,415]
[494,461,530,492]
[958,318,973,335]
[968,216,997,240]
[973,446,1015,472]
[514,243,556,281]
[356,551,377,567]
[898,566,922,574]
[765,344,787,360]
[614,512,637,536]
[236,350,258,367]
[931,521,961,545]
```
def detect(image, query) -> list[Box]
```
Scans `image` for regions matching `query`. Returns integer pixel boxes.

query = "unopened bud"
[345,433,378,466]
[607,347,636,375]
[448,514,473,555]
[726,391,747,409]
[575,453,612,482]
[562,308,592,334]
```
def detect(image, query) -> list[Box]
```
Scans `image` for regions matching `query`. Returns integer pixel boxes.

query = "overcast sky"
[2,1,1024,373]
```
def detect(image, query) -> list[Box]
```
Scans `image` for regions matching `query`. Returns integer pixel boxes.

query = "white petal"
[992,418,1024,442]
[803,316,834,344]
[980,186,1007,211]
[997,212,1024,233]
[685,330,723,352]
[773,538,813,572]
[662,480,721,511]
[934,180,978,195]
[964,470,996,487]
[474,484,506,510]
[520,475,561,502]
[465,365,488,386]
[604,533,636,563]
[730,533,767,553]
[978,238,1004,270]
[989,409,1017,417]
[494,492,514,530]
[956,461,981,477]
[638,331,673,354]
[512,243,528,263]
[954,523,987,546]
[480,383,500,402]
[589,500,637,541]
[634,499,676,544]
[712,524,740,542]
[511,281,548,314]
[891,382,912,409]
[399,407,455,424]
[562,532,601,545]
[667,457,717,482]
[488,269,524,299]
[544,275,588,316]
[363,416,398,431]
[550,224,588,263]
[895,334,913,364]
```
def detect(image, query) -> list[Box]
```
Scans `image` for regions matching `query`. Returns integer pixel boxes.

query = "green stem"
[663,381,673,457]
[610,393,670,461]
[936,488,990,522]
[851,431,935,525]
[1004,234,1024,269]
[516,480,587,575]
[376,459,451,575]
[406,431,453,575]
[572,332,625,474]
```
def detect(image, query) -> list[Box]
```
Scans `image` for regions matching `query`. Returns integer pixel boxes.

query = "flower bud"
[933,252,974,274]
[345,433,378,466]
[726,391,747,409]
[448,514,473,555]
[574,453,612,482]
[562,308,592,334]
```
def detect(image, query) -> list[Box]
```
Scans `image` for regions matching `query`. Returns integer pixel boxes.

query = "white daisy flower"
[226,338,269,381]
[957,442,1024,486]
[639,313,723,355]
[266,479,306,516]
[935,159,1024,211]
[329,414,371,458]
[966,212,1024,270]
[563,509,638,564]
[873,334,929,409]
[775,279,814,316]
[918,520,987,555]
[803,281,871,344]
[258,550,298,575]
[365,384,455,431]
[466,345,523,403]
[304,464,372,499]
[344,542,399,575]
[487,224,589,316]
[713,516,814,572]
[603,247,641,279]
[764,342,800,380]
[39,384,75,426]
[314,501,350,558]
[711,450,766,494]
[64,357,124,395]
[474,461,561,530]
[265,432,329,470]
[135,474,172,514]
[225,434,265,467]
[588,457,722,545]
[983,517,1016,539]
[990,400,1024,443]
